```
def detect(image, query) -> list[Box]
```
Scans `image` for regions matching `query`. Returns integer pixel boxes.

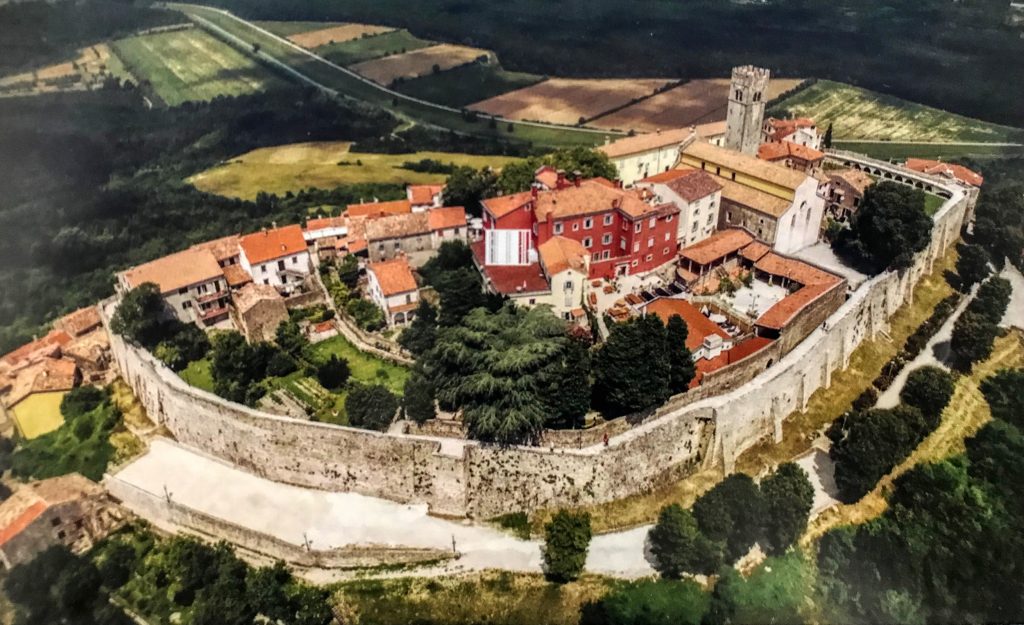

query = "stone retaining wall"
[106,159,973,519]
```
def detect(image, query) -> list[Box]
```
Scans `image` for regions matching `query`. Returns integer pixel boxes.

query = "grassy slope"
[252,20,342,36]
[776,80,1024,143]
[317,29,432,66]
[175,4,611,148]
[187,141,522,199]
[394,62,543,108]
[803,329,1024,545]
[834,141,1024,162]
[111,28,284,105]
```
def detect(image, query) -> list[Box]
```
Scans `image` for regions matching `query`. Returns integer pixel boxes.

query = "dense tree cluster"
[818,367,1024,624]
[209,331,288,405]
[950,276,1011,371]
[832,182,933,272]
[494,147,619,194]
[971,182,1024,271]
[647,463,813,578]
[345,383,399,431]
[953,242,991,291]
[110,283,211,371]
[541,510,592,583]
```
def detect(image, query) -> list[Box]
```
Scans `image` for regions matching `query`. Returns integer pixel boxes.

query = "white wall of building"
[241,251,312,289]
[612,145,682,187]
[773,178,827,254]
[366,271,419,326]
[642,182,723,248]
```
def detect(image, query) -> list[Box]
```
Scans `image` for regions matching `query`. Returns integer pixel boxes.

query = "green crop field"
[774,80,1024,143]
[834,141,1024,162]
[170,4,614,147]
[316,29,433,66]
[394,62,543,108]
[252,20,342,37]
[111,28,286,106]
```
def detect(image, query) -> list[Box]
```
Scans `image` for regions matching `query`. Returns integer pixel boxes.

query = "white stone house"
[635,168,724,248]
[536,236,590,320]
[239,225,312,293]
[365,256,419,327]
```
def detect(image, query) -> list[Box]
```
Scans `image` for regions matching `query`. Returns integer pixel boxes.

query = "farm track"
[163,3,616,147]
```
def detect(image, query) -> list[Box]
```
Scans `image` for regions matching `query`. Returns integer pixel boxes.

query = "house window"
[406,294,412,303]
[649,217,656,228]
[633,242,640,253]
[664,232,671,241]
[292,256,298,264]
[631,259,639,267]
[707,213,714,224]
[726,210,733,222]
[716,167,721,176]
[731,172,736,181]
[620,237,626,250]
[602,250,611,260]
[454,227,461,235]
[51,517,61,527]
[583,237,592,248]
[592,252,601,262]
[692,222,698,232]
[177,287,187,295]
[583,217,593,229]
[394,241,401,249]
[564,280,573,291]
[182,302,191,310]
[554,222,563,234]
[261,265,268,274]
[572,223,580,232]
[603,214,614,226]
[647,237,654,248]
[528,298,536,305]
[277,260,285,271]
[666,214,673,222]
[663,247,670,255]
[634,222,642,233]
[263,279,270,285]
[602,233,612,245]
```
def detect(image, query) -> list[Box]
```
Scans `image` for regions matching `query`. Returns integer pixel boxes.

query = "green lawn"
[316,29,432,66]
[9,397,120,481]
[309,334,408,395]
[774,80,1024,143]
[179,358,214,392]
[110,28,286,106]
[393,62,543,108]
[924,193,945,216]
[252,20,343,37]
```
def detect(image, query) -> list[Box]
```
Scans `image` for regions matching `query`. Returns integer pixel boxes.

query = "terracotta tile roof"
[0,501,47,547]
[53,307,101,338]
[192,234,240,263]
[427,206,467,231]
[695,120,727,138]
[683,141,808,191]
[222,264,253,288]
[764,117,816,143]
[638,169,693,184]
[753,252,844,330]
[312,320,335,334]
[123,247,223,294]
[538,236,588,276]
[5,358,78,407]
[599,127,693,158]
[1,330,72,368]
[232,283,282,314]
[739,241,771,262]
[645,298,729,351]
[367,257,417,296]
[471,241,549,295]
[408,184,444,205]
[692,336,774,387]
[239,225,307,265]
[534,166,559,189]
[757,141,825,163]
[590,177,618,188]
[305,215,346,233]
[0,474,102,547]
[482,191,533,219]
[664,168,722,203]
[756,282,838,330]
[346,198,412,218]
[534,180,653,221]
[829,168,874,195]
[904,158,983,187]
[754,252,841,287]
[365,212,430,241]
[716,177,792,218]
[679,228,754,265]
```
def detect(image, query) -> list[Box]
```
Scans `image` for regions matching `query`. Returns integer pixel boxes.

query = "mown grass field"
[775,80,1024,143]
[317,29,432,66]
[110,28,285,106]
[179,358,214,392]
[187,141,522,199]
[394,62,542,108]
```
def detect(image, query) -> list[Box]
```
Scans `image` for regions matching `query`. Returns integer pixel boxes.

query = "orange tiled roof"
[239,225,307,265]
[753,252,844,330]
[222,264,253,288]
[534,166,559,189]
[534,180,654,222]
[757,141,824,163]
[482,191,533,219]
[645,298,729,352]
[408,184,444,205]
[365,212,430,241]
[598,127,693,159]
[305,215,346,233]
[830,169,874,195]
[679,229,754,266]
[1,330,72,368]
[367,257,417,296]
[638,169,694,184]
[664,168,722,203]
[427,206,467,231]
[754,252,841,287]
[471,241,550,295]
[764,117,816,143]
[53,307,101,338]
[232,283,282,314]
[739,240,771,262]
[192,234,240,263]
[346,199,412,218]
[904,158,983,187]
[0,501,47,547]
[692,336,774,387]
[538,236,588,276]
[122,247,223,294]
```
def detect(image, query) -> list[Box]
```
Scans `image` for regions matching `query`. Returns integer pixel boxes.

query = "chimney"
[556,169,567,189]
[531,184,539,199]
[271,221,277,229]
[573,170,582,187]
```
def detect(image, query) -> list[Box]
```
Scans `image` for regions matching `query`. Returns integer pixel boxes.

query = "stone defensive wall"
[106,157,974,519]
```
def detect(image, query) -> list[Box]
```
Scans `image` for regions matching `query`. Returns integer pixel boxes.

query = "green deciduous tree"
[443,165,498,217]
[542,510,592,583]
[830,405,925,502]
[337,253,360,288]
[833,182,932,272]
[432,266,487,326]
[402,373,436,424]
[496,147,619,194]
[593,315,670,417]
[705,553,810,625]
[950,310,999,372]
[647,504,722,578]
[316,354,350,390]
[968,276,1012,325]
[761,462,814,554]
[955,242,990,291]
[899,365,955,424]
[544,334,592,429]
[346,384,398,431]
[972,183,1024,271]
[275,318,309,358]
[666,314,696,394]
[692,472,765,562]
[398,300,438,356]
[979,368,1024,430]
[110,282,166,348]
[345,297,386,331]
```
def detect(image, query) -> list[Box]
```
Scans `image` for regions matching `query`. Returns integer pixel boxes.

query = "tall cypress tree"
[666,314,696,394]
[593,315,670,417]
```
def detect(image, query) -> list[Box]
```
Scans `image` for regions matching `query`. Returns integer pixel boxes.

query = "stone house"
[757,141,825,174]
[232,283,288,343]
[597,122,726,186]
[365,256,419,327]
[762,117,821,149]
[635,168,723,248]
[536,236,590,320]
[0,474,124,569]
[407,184,444,212]
[118,247,231,326]
[366,206,468,264]
[824,168,874,221]
[239,225,312,294]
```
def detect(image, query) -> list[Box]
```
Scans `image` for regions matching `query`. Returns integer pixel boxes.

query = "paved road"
[112,439,657,578]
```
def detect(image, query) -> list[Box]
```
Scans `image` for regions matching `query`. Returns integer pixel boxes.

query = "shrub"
[345,298,386,331]
[542,510,592,583]
[315,355,350,390]
[402,374,435,424]
[266,351,297,377]
[345,384,398,431]
[60,385,106,420]
[761,462,814,554]
[580,579,709,625]
[899,366,955,423]
[648,504,722,578]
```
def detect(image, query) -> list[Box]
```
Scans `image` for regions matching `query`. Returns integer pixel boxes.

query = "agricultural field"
[252,20,344,37]
[470,78,673,126]
[589,78,805,132]
[187,141,523,199]
[0,43,133,97]
[771,80,1024,143]
[316,29,433,66]
[351,43,491,85]
[394,62,542,107]
[833,141,1024,162]
[287,23,393,48]
[111,28,285,106]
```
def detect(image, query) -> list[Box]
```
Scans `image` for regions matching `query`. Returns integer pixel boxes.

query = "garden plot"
[351,44,492,85]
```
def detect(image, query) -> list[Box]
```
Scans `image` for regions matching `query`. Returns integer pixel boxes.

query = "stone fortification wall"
[106,163,972,519]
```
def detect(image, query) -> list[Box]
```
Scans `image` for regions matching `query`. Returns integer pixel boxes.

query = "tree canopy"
[647,503,722,578]
[760,462,814,554]
[833,181,932,272]
[496,147,619,194]
[593,315,671,417]
[345,384,399,431]
[542,510,592,583]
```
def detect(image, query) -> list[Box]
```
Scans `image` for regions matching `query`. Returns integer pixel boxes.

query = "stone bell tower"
[724,65,770,156]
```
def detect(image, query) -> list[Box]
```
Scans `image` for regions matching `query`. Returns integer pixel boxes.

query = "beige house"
[118,247,230,326]
[366,206,468,264]
[635,168,724,248]
[598,122,727,186]
[366,256,420,327]
[537,236,590,320]
[0,474,124,569]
